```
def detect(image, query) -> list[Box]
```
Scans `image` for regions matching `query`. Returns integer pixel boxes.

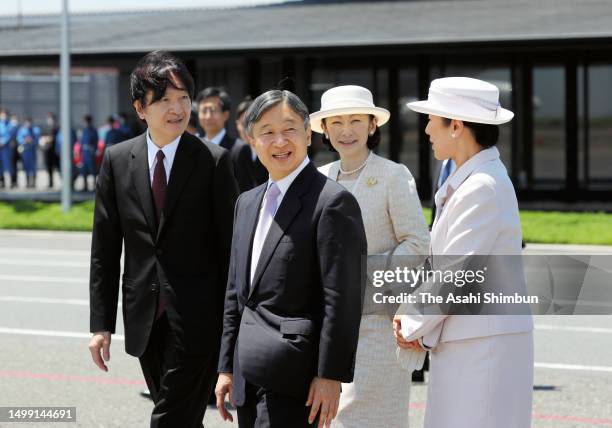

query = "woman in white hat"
[394,77,534,428]
[311,85,430,427]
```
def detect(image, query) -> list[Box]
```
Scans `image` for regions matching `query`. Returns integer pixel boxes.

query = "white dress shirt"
[202,128,226,145]
[250,156,310,282]
[264,156,310,210]
[146,131,180,186]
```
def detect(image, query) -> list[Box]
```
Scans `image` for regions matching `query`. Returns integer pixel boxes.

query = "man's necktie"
[152,149,167,319]
[152,150,166,225]
[250,183,281,284]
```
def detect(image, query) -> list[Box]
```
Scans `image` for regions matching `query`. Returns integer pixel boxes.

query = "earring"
[324,134,329,139]
[369,132,374,136]
[451,133,456,138]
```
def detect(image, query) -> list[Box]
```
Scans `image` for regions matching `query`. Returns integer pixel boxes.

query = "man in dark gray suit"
[215,90,367,427]
[196,87,255,193]
[88,51,238,427]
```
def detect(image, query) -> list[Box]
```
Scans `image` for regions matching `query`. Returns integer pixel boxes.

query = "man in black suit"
[215,90,367,427]
[236,96,268,187]
[196,87,255,193]
[88,51,238,428]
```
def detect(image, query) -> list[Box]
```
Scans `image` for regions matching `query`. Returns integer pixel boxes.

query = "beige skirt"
[332,315,411,428]
[425,331,534,428]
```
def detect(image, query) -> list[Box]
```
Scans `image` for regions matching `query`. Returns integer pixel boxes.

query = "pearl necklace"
[339,152,371,175]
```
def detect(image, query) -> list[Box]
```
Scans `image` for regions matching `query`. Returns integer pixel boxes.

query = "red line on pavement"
[532,413,612,426]
[0,370,145,386]
[409,403,612,426]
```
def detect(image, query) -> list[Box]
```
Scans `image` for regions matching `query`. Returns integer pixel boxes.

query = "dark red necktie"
[152,149,167,319]
[152,150,166,226]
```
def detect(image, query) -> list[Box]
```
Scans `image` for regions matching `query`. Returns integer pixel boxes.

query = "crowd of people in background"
[0,109,134,191]
[0,89,267,192]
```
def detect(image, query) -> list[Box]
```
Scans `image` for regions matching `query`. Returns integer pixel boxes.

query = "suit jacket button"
[151,283,158,292]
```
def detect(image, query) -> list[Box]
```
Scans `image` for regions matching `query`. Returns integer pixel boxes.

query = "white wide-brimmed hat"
[310,85,390,133]
[407,77,513,125]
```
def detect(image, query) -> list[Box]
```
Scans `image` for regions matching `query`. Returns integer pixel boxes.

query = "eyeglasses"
[200,107,222,116]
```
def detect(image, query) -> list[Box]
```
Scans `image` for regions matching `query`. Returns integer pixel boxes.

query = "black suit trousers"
[139,315,217,428]
[237,381,317,428]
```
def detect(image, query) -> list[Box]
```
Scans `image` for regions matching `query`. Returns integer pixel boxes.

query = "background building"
[1,0,611,202]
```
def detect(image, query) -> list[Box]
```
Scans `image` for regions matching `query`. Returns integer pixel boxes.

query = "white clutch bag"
[396,346,426,372]
[395,316,427,372]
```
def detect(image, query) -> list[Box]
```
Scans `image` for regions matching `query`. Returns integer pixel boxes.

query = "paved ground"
[0,171,93,203]
[0,230,611,427]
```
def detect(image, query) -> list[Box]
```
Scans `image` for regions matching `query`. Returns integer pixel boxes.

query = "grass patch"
[1,202,611,245]
[520,210,612,245]
[0,200,95,231]
[423,207,612,245]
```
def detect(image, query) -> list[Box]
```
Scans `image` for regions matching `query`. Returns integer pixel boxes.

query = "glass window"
[398,68,419,179]
[0,67,118,128]
[375,68,390,159]
[587,64,612,187]
[533,66,565,186]
[578,65,586,186]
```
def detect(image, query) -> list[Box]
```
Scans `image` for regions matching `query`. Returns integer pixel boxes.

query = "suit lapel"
[129,134,157,239]
[243,184,266,291]
[220,133,233,151]
[157,133,198,241]
[248,163,317,298]
[326,161,340,182]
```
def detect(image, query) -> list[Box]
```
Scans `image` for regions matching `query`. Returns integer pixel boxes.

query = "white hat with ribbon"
[310,85,390,133]
[407,77,513,125]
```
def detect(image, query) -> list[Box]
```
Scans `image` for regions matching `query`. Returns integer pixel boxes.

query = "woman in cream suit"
[395,77,534,428]
[311,85,430,427]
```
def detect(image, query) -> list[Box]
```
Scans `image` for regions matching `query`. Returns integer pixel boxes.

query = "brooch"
[366,177,378,187]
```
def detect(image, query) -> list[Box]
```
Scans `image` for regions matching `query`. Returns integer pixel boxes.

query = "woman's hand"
[393,315,424,350]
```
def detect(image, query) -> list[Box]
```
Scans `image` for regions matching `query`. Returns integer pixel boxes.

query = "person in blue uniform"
[118,112,133,139]
[55,127,78,189]
[17,117,40,188]
[0,109,12,188]
[8,114,20,188]
[104,116,125,147]
[80,114,98,191]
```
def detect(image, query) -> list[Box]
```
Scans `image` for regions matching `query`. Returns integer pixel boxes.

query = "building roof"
[1,0,612,57]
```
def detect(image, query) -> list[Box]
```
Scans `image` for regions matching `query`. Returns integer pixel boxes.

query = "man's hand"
[88,331,111,372]
[392,316,424,350]
[215,373,234,422]
[306,377,341,428]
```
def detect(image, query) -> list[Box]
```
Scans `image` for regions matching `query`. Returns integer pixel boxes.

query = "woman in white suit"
[394,77,534,428]
[311,85,430,427]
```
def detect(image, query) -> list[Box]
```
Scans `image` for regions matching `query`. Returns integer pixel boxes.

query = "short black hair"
[236,95,253,118]
[84,114,92,124]
[244,90,310,137]
[442,117,499,148]
[195,87,231,111]
[188,107,198,129]
[129,50,194,107]
[320,115,381,152]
